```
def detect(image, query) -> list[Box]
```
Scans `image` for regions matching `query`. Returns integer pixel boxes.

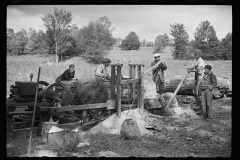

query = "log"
[164,77,232,98]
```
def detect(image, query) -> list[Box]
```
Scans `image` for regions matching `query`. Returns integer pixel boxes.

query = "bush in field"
[153,34,169,54]
[83,55,104,64]
[170,23,189,60]
[120,31,140,50]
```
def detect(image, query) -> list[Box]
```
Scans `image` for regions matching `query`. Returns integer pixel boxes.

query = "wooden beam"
[40,102,116,113]
[121,79,140,85]
[128,64,133,104]
[7,102,44,107]
[140,66,145,114]
[116,65,122,118]
[132,65,136,100]
[121,104,137,108]
[111,65,116,100]
[110,63,123,67]
[8,111,34,115]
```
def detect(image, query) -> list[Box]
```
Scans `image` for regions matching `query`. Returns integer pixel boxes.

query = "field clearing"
[7,46,232,97]
[6,47,232,157]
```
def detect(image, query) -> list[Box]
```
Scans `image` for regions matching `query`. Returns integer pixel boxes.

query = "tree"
[120,31,140,50]
[221,32,232,60]
[170,23,189,60]
[114,37,122,47]
[15,29,28,55]
[7,28,15,54]
[193,21,222,60]
[142,39,146,47]
[153,33,169,54]
[41,7,73,63]
[76,16,115,58]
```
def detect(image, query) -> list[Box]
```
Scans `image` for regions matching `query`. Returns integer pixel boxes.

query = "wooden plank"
[7,102,44,107]
[116,66,122,118]
[110,63,123,66]
[140,66,145,114]
[12,127,39,136]
[121,104,137,108]
[111,65,116,100]
[128,64,133,104]
[8,111,34,115]
[132,65,136,100]
[137,65,141,108]
[40,102,116,113]
[121,79,140,85]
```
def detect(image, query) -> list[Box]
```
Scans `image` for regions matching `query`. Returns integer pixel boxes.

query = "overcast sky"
[7,5,232,42]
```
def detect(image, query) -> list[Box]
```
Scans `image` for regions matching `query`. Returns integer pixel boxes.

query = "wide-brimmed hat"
[153,53,160,57]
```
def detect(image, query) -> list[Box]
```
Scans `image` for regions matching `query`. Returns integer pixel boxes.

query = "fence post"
[132,65,136,101]
[111,65,116,100]
[140,64,145,115]
[137,65,141,108]
[116,65,122,118]
[128,64,133,104]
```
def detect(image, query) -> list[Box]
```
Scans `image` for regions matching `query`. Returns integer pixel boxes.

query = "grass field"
[7,46,232,97]
[6,46,232,157]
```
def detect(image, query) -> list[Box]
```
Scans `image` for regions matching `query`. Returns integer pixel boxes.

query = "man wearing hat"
[187,50,205,109]
[95,58,112,81]
[151,53,167,107]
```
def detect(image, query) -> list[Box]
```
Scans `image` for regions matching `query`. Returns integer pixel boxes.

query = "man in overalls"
[200,65,217,119]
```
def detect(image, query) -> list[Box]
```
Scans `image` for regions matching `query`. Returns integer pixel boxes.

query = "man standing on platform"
[151,53,167,108]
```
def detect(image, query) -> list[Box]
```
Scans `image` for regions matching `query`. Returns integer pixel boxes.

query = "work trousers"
[194,71,203,107]
[154,75,165,95]
[201,89,213,119]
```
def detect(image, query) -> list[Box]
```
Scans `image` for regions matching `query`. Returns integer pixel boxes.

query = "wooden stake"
[27,67,41,155]
[140,65,144,114]
[116,65,122,118]
[111,66,116,100]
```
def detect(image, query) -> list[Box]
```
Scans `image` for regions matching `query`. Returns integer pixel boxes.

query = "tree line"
[7,7,232,62]
[7,8,116,64]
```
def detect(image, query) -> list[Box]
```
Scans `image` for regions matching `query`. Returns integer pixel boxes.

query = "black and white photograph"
[7,5,232,157]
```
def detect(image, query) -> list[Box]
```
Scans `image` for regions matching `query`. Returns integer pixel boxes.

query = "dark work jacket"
[201,71,217,90]
[151,60,167,83]
[56,69,75,82]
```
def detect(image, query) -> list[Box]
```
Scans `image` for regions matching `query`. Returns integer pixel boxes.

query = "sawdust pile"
[90,109,152,136]
[171,105,200,119]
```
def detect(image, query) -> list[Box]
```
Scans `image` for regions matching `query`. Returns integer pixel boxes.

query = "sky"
[7,5,232,42]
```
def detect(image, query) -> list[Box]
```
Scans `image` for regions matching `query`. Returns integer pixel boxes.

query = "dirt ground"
[6,96,231,157]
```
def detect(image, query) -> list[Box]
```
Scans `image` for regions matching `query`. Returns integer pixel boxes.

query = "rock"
[120,118,142,140]
[98,151,120,157]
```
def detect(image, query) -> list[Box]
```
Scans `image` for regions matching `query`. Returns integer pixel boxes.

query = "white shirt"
[191,57,205,68]
[95,64,109,78]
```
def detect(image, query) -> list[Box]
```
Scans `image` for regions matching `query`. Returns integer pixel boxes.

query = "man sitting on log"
[199,64,217,119]
[55,64,78,82]
[187,50,205,108]
[151,53,167,108]
[95,58,112,82]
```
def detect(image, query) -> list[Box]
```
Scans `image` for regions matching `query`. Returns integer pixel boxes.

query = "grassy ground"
[7,46,232,97]
[6,46,232,157]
